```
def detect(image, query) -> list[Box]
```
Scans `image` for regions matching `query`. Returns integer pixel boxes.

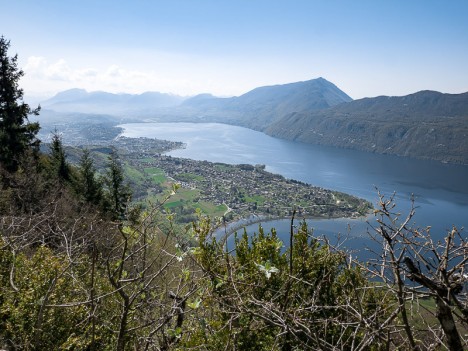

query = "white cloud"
[45,59,72,81]
[105,64,123,78]
[20,53,270,99]
[24,56,47,77]
[76,68,98,78]
[21,56,205,97]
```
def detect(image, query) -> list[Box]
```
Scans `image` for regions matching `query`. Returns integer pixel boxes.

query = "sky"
[1,0,468,101]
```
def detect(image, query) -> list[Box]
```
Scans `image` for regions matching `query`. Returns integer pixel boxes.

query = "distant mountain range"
[40,78,468,164]
[41,78,351,128]
[41,88,186,116]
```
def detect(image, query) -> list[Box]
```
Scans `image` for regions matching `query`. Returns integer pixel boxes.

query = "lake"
[120,122,468,255]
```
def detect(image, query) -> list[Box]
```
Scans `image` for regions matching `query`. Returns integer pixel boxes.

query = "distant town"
[42,120,371,226]
[114,136,371,224]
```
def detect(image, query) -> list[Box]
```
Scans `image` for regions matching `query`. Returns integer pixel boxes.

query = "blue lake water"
[120,122,468,255]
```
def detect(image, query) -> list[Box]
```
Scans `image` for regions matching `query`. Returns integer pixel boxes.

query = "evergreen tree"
[0,36,40,173]
[77,148,102,205]
[49,131,70,181]
[104,150,131,219]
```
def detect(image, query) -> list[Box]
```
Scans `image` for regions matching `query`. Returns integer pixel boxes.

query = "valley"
[40,78,468,165]
[35,78,468,237]
[65,135,371,226]
[3,2,468,348]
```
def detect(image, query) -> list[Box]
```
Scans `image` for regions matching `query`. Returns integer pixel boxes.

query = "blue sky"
[1,0,467,100]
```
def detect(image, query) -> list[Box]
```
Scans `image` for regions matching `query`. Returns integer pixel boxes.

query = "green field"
[195,201,227,217]
[144,167,167,184]
[244,194,266,205]
[214,163,231,171]
[159,188,226,217]
[124,163,146,186]
[175,172,205,182]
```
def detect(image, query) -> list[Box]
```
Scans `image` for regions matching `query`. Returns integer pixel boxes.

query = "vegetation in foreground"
[1,36,468,350]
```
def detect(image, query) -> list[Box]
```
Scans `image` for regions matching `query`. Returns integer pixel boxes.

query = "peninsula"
[98,136,372,225]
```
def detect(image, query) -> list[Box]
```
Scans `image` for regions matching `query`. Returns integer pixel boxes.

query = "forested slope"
[266,90,468,164]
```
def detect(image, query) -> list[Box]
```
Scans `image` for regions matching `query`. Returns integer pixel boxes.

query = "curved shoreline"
[214,210,372,242]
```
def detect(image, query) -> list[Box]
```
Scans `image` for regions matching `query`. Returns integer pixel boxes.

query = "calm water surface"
[120,122,468,253]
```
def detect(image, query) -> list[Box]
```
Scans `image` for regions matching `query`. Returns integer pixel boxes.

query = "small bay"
[120,122,468,252]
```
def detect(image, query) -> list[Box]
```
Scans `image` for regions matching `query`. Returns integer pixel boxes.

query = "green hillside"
[266,90,468,164]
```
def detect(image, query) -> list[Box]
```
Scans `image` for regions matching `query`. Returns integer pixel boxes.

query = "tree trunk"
[435,296,463,351]
[116,300,130,351]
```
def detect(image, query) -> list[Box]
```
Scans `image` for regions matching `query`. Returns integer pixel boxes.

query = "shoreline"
[214,210,372,242]
[113,128,374,233]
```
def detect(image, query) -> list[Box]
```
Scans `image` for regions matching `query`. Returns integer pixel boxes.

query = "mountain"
[181,93,217,105]
[179,77,352,129]
[39,81,468,164]
[42,89,187,116]
[42,78,352,129]
[266,90,468,164]
[232,77,351,111]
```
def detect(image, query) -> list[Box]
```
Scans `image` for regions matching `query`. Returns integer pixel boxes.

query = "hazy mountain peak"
[45,88,88,103]
[41,89,187,115]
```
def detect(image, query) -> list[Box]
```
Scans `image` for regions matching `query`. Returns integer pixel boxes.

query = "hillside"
[266,91,468,164]
[179,77,352,129]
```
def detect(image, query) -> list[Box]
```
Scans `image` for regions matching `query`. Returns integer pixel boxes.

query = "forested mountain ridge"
[266,90,468,164]
[178,77,352,129]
